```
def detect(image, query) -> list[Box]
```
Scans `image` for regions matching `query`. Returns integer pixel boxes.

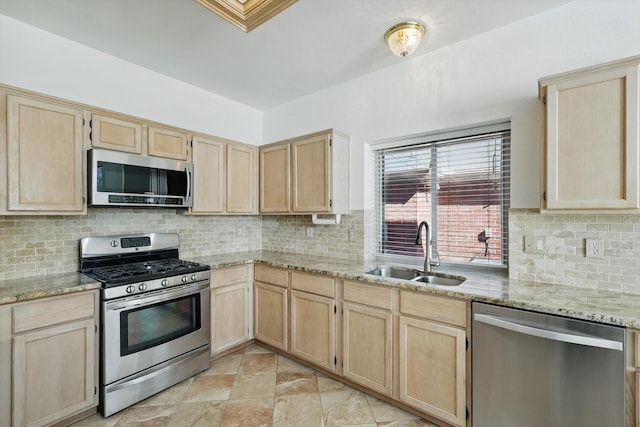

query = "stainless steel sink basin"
[411,274,465,286]
[365,267,466,286]
[365,267,421,280]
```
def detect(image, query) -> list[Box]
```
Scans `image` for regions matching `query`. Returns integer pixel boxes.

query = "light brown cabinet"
[289,272,337,371]
[342,281,393,395]
[254,265,289,351]
[259,129,349,214]
[147,125,189,160]
[211,265,253,355]
[540,55,640,210]
[0,291,99,427]
[90,114,188,160]
[3,93,86,214]
[90,113,143,154]
[191,136,258,215]
[398,291,467,427]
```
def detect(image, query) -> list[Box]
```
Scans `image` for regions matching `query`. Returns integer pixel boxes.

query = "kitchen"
[0,0,639,426]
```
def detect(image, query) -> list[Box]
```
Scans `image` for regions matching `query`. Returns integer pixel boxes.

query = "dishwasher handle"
[474,313,623,351]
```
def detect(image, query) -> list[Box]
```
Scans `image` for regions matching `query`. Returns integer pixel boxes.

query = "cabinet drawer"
[211,265,249,288]
[255,265,289,287]
[343,281,392,310]
[399,291,467,328]
[12,292,96,334]
[291,272,335,298]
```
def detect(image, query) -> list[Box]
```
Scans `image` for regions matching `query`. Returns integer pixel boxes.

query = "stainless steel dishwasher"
[472,302,625,427]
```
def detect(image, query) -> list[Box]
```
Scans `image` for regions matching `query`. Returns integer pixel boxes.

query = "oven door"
[102,281,210,385]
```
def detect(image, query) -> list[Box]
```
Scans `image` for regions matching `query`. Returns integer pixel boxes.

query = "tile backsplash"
[509,209,640,294]
[0,209,262,281]
[0,209,372,281]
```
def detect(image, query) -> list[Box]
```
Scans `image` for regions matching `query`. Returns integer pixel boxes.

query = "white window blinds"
[375,125,511,267]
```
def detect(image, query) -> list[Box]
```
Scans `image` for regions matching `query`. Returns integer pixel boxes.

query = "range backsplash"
[0,209,373,281]
[0,208,262,281]
[509,209,640,294]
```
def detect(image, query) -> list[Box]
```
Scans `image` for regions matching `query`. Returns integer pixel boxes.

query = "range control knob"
[191,274,198,281]
[138,283,147,291]
[161,279,169,287]
[126,285,135,294]
[181,276,188,283]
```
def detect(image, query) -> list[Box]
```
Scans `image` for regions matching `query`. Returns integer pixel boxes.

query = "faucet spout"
[415,221,432,273]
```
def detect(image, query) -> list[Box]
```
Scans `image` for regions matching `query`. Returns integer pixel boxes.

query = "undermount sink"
[365,266,421,280]
[411,274,466,287]
[365,266,466,286]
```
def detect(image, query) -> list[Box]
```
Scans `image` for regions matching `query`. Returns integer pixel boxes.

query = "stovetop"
[84,258,209,287]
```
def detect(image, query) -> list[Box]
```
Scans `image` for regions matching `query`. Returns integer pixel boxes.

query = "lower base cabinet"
[0,290,99,427]
[398,316,467,426]
[290,289,337,371]
[254,281,288,351]
[211,265,253,355]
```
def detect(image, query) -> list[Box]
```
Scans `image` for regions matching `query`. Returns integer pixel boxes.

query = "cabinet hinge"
[466,338,469,350]
[95,386,97,395]
[543,191,546,201]
[334,305,337,314]
[466,407,469,420]
[334,356,337,365]
[95,324,97,333]
[329,137,332,147]
[542,95,547,105]
[329,199,333,208]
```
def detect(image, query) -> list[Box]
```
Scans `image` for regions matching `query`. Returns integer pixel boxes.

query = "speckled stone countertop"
[3,250,640,329]
[0,272,101,305]
[194,250,640,329]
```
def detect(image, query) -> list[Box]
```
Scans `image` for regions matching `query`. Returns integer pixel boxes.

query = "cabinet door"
[343,302,392,395]
[6,95,85,213]
[147,125,188,160]
[291,134,331,213]
[254,282,288,351]
[211,282,251,354]
[192,136,225,213]
[260,143,290,212]
[227,143,257,214]
[90,113,142,153]
[398,316,466,427]
[290,290,336,371]
[544,65,639,209]
[13,318,96,427]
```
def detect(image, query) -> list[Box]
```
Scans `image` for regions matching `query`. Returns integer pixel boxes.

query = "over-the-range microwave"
[88,148,193,208]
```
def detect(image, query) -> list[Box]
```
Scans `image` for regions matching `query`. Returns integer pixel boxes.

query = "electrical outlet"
[586,238,604,258]
[524,235,546,254]
[306,227,314,237]
[236,228,243,236]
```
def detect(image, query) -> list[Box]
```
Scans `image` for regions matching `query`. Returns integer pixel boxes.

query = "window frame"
[373,121,511,271]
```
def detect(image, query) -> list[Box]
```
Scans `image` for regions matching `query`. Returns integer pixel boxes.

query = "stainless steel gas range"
[80,233,211,417]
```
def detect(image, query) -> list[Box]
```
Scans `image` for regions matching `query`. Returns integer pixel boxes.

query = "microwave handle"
[185,167,192,204]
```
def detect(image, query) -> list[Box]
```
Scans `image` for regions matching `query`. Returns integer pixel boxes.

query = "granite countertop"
[3,250,640,329]
[0,272,101,305]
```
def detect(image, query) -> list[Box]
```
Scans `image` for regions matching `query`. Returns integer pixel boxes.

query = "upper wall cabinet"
[259,129,349,214]
[1,93,87,214]
[191,135,258,215]
[540,55,640,210]
[89,114,188,161]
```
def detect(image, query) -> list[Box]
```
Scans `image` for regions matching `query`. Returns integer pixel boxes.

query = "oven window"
[120,293,201,356]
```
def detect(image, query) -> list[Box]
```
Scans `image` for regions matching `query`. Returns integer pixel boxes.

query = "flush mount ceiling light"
[196,0,298,32]
[384,21,426,58]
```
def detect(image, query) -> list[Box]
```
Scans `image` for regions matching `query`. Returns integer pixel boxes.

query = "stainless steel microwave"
[88,149,193,208]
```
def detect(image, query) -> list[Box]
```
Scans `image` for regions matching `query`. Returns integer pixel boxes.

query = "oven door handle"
[106,282,209,311]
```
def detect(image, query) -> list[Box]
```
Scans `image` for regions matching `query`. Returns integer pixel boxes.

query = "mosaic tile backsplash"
[509,209,640,294]
[0,209,371,281]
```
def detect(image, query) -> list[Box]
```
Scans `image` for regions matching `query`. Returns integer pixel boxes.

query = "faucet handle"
[430,251,441,267]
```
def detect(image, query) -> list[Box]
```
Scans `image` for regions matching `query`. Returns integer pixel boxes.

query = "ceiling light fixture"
[384,21,426,58]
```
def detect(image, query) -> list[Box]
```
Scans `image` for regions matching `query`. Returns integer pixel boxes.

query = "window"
[375,123,510,268]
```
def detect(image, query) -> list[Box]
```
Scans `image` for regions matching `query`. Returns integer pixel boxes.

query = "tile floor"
[71,343,439,427]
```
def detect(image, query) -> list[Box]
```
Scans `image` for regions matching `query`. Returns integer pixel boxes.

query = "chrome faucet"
[415,221,440,273]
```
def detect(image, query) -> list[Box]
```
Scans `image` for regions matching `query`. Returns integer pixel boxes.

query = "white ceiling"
[0,0,573,110]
